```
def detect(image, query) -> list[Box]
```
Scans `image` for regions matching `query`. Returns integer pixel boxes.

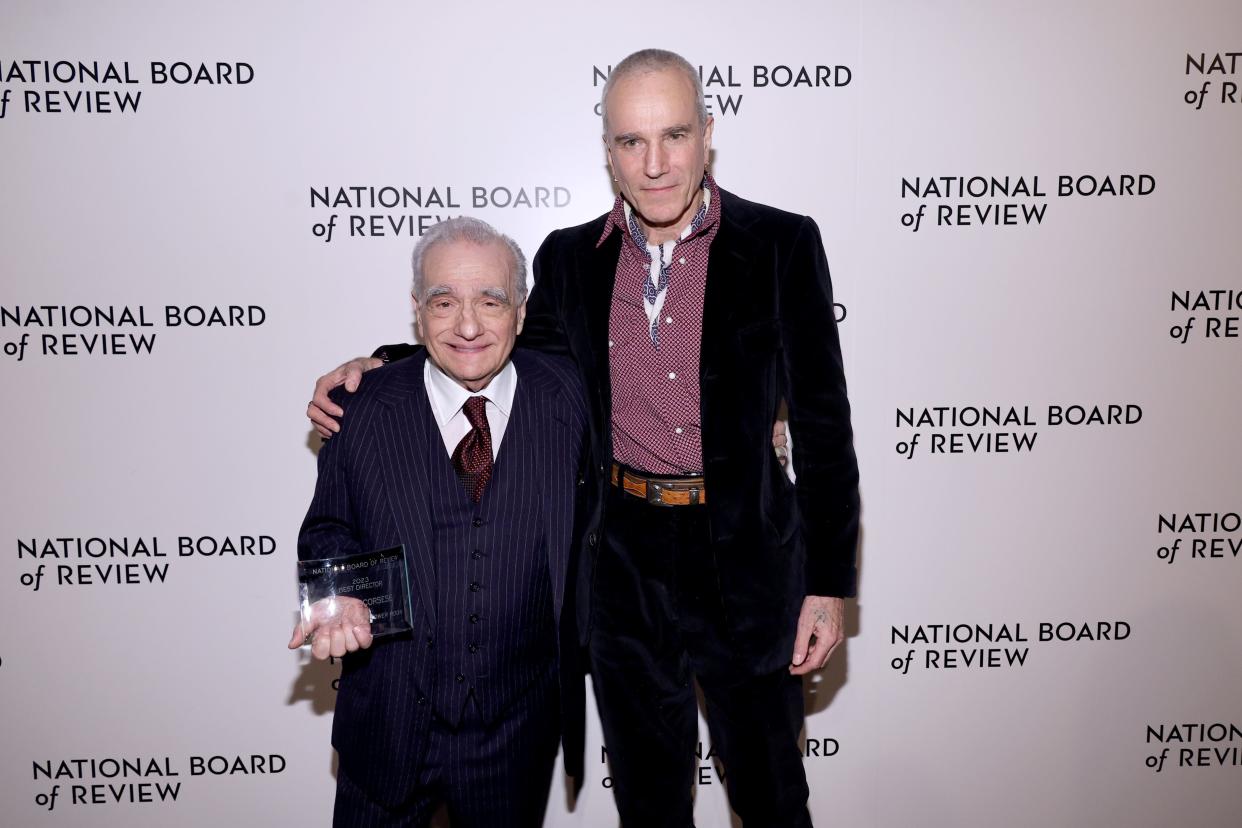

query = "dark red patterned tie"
[452,396,493,502]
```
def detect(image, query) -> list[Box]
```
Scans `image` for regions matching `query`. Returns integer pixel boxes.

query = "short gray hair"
[601,48,708,135]
[410,216,528,304]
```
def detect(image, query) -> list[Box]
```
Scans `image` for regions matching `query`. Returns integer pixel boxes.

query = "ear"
[411,293,424,340]
[604,135,616,181]
[702,115,715,166]
[515,299,527,335]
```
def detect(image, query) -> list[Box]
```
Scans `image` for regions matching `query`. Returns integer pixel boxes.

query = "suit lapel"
[373,353,439,630]
[576,228,620,449]
[510,351,573,622]
[701,191,763,380]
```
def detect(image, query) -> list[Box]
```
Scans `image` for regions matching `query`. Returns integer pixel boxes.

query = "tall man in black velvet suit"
[310,49,859,828]
[290,217,589,827]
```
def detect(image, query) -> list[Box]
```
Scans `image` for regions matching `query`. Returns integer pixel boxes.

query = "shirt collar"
[597,173,721,249]
[424,357,517,429]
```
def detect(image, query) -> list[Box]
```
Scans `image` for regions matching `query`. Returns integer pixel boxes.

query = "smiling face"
[413,238,525,391]
[604,67,714,245]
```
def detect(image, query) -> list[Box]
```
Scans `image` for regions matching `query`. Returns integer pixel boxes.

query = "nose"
[643,141,668,179]
[454,303,481,339]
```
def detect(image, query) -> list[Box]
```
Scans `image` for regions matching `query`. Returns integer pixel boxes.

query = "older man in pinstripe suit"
[289,217,590,827]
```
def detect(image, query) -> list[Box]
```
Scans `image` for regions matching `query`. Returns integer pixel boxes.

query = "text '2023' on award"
[297,546,413,644]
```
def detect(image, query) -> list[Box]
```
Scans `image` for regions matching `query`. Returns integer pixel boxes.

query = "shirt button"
[665,316,673,324]
[469,582,480,592]
[455,673,465,683]
[675,427,683,435]
[608,339,615,348]
[668,372,676,380]
[678,257,686,265]
[472,517,483,527]
[469,613,480,624]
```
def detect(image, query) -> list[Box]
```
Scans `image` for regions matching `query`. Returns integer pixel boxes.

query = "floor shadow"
[286,653,340,716]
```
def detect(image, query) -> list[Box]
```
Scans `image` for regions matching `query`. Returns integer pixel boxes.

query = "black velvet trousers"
[590,486,812,828]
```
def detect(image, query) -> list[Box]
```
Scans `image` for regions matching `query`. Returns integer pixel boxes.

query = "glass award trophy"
[296,545,414,645]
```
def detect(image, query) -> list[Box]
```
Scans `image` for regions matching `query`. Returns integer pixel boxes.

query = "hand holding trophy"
[288,546,413,660]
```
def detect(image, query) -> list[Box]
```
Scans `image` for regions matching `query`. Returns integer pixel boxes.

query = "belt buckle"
[646,481,666,506]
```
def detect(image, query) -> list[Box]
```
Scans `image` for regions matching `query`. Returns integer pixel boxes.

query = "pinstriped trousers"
[332,675,559,828]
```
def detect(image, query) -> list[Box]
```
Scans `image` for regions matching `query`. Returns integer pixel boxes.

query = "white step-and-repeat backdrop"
[3,1,1239,825]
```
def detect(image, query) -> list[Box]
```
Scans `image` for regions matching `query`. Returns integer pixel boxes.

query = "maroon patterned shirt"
[599,175,722,474]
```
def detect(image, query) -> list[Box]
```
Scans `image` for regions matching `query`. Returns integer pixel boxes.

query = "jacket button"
[588,532,598,548]
[468,643,479,654]
[469,613,479,624]
[416,696,427,706]
[455,673,465,683]
[471,549,482,560]
[469,582,480,593]
[472,517,483,527]
[425,637,433,648]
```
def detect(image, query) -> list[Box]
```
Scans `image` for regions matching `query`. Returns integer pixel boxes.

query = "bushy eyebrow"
[423,284,510,303]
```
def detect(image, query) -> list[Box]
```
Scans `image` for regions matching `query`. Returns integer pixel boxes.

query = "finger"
[343,367,362,393]
[790,612,815,667]
[343,624,360,653]
[313,374,347,417]
[805,629,834,671]
[821,634,843,666]
[308,405,341,435]
[311,630,331,661]
[312,392,345,419]
[354,625,374,649]
[287,623,306,650]
[329,626,347,659]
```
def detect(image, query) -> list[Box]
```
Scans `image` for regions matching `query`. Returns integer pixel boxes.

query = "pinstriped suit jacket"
[298,348,590,808]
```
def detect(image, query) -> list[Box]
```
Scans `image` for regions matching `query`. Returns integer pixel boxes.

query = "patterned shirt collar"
[597,173,721,250]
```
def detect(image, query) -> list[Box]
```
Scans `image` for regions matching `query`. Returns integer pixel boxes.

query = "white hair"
[409,216,527,303]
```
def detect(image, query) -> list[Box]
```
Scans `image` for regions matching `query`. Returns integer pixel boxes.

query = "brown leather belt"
[610,462,707,507]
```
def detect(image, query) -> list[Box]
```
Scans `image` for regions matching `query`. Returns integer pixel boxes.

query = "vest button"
[469,582,480,592]
[455,673,465,683]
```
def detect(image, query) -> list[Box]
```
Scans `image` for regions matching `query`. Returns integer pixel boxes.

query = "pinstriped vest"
[424,375,556,726]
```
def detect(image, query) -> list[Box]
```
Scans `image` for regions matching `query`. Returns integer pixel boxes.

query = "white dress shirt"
[423,358,517,459]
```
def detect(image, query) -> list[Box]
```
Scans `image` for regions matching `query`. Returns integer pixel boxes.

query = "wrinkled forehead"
[423,240,515,294]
